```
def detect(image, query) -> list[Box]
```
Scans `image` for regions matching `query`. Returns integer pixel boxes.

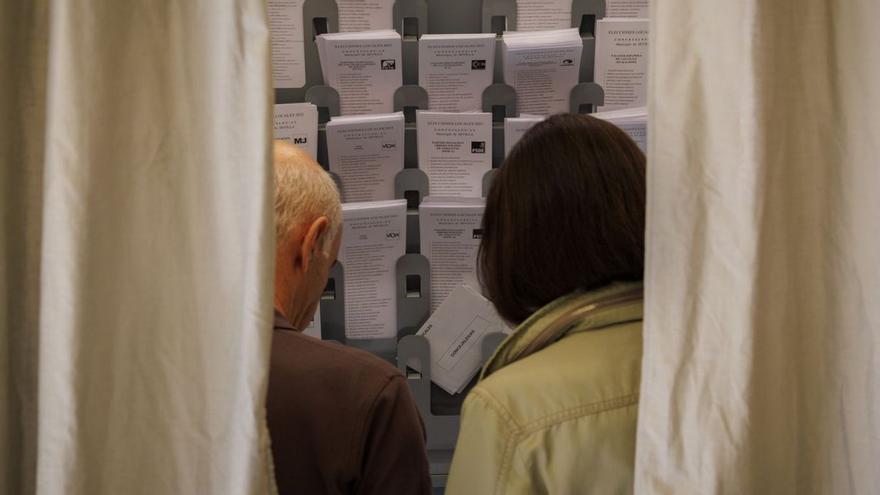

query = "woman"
[446,113,646,494]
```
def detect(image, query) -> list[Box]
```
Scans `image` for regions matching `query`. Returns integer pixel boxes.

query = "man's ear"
[299,216,330,271]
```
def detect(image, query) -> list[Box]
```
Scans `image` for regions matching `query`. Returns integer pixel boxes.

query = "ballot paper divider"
[571,0,606,82]
[394,168,430,254]
[395,253,432,337]
[394,0,428,85]
[319,261,346,342]
[393,85,429,170]
[570,82,606,114]
[395,253,508,489]
[482,84,516,167]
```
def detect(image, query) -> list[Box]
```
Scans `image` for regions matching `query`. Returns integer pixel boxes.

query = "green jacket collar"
[481,282,644,380]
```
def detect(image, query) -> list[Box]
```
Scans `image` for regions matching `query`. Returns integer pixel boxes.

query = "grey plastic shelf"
[570,82,605,114]
[481,0,517,35]
[572,0,606,83]
[482,84,516,167]
[394,85,429,168]
[396,253,432,336]
[394,0,428,85]
[320,261,346,341]
[394,169,430,253]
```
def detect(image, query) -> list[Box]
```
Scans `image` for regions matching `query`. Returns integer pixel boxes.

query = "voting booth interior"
[271,0,646,489]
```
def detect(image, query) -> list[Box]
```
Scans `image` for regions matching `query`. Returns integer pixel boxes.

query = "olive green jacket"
[446,282,644,495]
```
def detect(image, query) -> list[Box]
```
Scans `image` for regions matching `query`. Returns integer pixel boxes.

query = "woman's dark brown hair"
[478,113,646,324]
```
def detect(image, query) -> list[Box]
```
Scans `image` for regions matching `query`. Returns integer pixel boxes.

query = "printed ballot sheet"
[336,0,393,32]
[417,111,492,197]
[513,0,648,31]
[503,115,544,156]
[327,113,404,202]
[339,200,407,339]
[502,29,583,115]
[416,285,510,394]
[515,0,571,31]
[419,197,485,312]
[273,103,319,159]
[593,106,647,152]
[594,18,649,111]
[419,34,496,112]
[317,30,402,115]
[268,0,306,88]
[606,0,649,18]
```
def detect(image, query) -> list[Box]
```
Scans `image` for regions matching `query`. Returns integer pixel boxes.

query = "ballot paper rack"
[285,0,607,163]
[276,0,609,490]
[292,0,608,176]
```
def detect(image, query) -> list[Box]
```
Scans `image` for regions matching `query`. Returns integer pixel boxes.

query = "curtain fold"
[637,0,880,493]
[2,1,275,493]
[1,2,48,493]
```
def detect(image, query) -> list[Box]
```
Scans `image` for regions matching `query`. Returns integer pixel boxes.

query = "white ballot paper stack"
[515,0,571,31]
[336,0,393,32]
[592,106,647,152]
[417,111,492,197]
[594,18,649,111]
[502,28,583,115]
[317,30,402,116]
[327,112,404,202]
[339,200,407,340]
[268,0,306,88]
[503,115,544,156]
[418,34,496,112]
[606,0,649,18]
[419,197,485,312]
[274,103,319,159]
[415,285,511,394]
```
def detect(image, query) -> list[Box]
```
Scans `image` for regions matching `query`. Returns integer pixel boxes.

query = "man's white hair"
[274,141,342,253]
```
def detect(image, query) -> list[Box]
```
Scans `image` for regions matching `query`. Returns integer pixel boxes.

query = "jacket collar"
[274,310,297,332]
[480,281,644,380]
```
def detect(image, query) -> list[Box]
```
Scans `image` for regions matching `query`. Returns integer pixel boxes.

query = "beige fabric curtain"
[1,1,275,493]
[636,0,880,493]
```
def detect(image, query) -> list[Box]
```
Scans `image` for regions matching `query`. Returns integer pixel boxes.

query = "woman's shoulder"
[472,320,643,428]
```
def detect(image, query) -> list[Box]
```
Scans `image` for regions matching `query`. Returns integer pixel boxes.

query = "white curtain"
[1,1,275,494]
[637,0,880,493]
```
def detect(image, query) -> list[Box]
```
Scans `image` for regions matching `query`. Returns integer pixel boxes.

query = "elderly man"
[267,141,431,495]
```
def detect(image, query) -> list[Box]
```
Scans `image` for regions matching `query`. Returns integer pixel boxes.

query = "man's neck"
[274,268,299,329]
